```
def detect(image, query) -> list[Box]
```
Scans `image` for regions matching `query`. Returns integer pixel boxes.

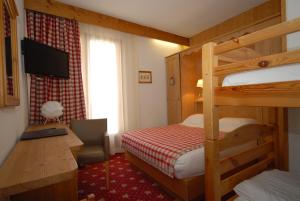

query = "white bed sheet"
[234,169,300,201]
[174,140,256,179]
[222,63,300,86]
[174,116,257,179]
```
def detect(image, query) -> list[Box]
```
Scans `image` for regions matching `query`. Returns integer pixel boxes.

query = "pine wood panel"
[166,54,182,124]
[218,106,263,122]
[167,100,182,124]
[202,42,221,201]
[166,55,181,101]
[205,140,221,201]
[221,155,274,196]
[24,0,189,46]
[277,108,289,170]
[180,48,202,120]
[190,0,281,46]
[220,141,273,175]
[219,124,273,151]
[216,95,300,108]
[215,49,300,77]
[125,151,204,201]
[215,81,300,107]
[214,17,300,54]
[10,176,78,201]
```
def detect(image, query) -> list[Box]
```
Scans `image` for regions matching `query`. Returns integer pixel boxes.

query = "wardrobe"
[166,47,202,124]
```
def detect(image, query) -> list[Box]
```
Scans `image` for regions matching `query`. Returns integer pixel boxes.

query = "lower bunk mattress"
[234,169,300,201]
[122,115,257,179]
[122,124,207,178]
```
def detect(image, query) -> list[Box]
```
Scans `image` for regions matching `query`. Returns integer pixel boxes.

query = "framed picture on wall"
[138,71,152,83]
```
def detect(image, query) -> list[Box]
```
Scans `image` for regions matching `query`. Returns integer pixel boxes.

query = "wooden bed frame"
[125,151,204,201]
[202,17,300,201]
[124,122,274,201]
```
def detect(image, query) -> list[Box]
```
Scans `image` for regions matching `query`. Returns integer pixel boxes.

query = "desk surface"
[0,123,83,197]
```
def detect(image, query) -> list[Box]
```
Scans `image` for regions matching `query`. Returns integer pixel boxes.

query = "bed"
[202,17,300,201]
[122,115,269,201]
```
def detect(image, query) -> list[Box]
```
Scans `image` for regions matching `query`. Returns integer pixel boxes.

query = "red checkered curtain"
[26,10,86,125]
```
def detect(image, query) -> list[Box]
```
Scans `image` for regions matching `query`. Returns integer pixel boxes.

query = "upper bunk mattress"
[222,63,300,86]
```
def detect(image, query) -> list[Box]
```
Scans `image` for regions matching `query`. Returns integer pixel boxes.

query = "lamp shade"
[196,79,203,88]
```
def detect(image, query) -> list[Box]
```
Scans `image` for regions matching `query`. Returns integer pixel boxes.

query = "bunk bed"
[202,17,300,201]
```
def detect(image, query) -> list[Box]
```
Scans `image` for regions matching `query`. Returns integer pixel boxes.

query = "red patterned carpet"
[78,154,176,201]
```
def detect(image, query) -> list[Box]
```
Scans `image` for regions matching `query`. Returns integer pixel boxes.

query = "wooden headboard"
[218,106,263,122]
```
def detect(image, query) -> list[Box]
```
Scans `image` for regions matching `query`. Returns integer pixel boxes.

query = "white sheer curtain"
[80,24,140,154]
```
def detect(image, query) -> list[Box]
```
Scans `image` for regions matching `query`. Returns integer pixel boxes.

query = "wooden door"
[180,47,202,120]
[166,54,181,124]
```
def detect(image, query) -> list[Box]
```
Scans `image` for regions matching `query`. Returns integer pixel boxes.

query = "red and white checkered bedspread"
[122,124,206,178]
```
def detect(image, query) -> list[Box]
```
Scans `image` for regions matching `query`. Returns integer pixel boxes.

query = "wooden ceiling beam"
[24,0,190,46]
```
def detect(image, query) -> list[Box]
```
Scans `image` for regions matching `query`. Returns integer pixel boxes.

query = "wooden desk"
[0,124,83,201]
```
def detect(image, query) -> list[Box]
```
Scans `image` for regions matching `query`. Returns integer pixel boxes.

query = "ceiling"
[57,0,266,38]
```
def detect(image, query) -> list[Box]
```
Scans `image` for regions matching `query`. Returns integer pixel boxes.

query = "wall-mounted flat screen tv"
[23,38,69,79]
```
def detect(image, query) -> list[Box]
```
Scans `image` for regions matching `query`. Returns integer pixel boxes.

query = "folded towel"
[234,169,300,201]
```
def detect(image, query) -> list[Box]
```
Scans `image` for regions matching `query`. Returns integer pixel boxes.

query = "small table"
[0,123,83,201]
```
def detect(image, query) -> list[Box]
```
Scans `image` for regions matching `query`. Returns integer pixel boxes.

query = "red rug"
[78,154,176,201]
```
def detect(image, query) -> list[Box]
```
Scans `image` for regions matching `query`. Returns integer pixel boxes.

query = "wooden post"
[202,42,221,201]
[277,108,289,170]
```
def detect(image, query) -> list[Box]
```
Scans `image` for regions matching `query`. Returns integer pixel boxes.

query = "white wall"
[286,0,300,174]
[0,0,28,165]
[134,37,183,128]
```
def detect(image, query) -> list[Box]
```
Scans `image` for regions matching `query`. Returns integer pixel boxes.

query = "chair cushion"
[77,145,105,165]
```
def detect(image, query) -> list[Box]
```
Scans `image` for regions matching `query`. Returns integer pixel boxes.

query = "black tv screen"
[24,38,69,78]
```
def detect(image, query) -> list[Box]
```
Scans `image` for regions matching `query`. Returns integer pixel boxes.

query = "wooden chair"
[71,119,110,189]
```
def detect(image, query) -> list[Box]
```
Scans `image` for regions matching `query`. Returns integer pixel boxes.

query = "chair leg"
[105,161,109,189]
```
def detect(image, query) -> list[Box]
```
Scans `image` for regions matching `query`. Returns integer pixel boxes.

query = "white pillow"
[182,115,257,132]
[219,117,257,132]
[181,114,204,128]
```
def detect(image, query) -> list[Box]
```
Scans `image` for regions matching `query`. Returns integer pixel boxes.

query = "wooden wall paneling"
[24,0,189,46]
[180,49,202,119]
[214,17,300,55]
[166,54,182,124]
[190,0,281,46]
